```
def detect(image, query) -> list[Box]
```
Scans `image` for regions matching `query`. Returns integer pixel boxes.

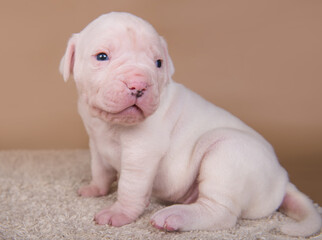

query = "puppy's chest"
[95,135,122,171]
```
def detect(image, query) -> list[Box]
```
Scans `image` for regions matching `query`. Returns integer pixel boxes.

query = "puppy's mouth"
[115,104,144,115]
[91,104,145,123]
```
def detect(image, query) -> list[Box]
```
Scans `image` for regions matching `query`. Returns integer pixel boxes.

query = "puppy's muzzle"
[124,73,149,98]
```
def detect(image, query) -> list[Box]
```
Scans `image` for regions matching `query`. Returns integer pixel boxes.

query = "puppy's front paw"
[94,203,135,227]
[78,184,108,197]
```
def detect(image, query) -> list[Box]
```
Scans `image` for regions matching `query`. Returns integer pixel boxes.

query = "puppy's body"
[82,81,286,206]
[61,12,321,237]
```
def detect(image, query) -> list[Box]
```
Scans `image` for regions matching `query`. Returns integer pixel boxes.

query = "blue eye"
[156,59,162,68]
[96,52,109,61]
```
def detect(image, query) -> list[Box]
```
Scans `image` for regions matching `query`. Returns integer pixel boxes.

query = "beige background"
[0,1,321,204]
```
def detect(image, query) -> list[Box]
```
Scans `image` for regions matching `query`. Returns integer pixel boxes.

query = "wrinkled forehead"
[78,13,162,55]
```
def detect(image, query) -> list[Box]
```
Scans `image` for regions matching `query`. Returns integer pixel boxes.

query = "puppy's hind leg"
[151,198,237,231]
[151,137,241,231]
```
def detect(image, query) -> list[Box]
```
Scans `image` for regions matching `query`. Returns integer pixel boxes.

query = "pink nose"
[126,76,148,98]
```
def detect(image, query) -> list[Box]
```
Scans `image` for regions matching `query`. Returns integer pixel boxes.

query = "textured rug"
[0,150,321,240]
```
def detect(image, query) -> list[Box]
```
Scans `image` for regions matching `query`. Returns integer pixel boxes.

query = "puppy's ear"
[160,37,175,79]
[59,34,78,82]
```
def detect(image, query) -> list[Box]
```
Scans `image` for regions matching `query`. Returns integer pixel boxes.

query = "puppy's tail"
[279,182,321,237]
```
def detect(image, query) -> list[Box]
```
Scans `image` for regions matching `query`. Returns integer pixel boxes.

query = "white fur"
[60,12,321,236]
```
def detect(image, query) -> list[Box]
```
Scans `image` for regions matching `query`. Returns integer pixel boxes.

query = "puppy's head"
[60,12,174,125]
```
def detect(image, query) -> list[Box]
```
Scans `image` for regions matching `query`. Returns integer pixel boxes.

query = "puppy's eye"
[156,59,162,68]
[96,52,109,61]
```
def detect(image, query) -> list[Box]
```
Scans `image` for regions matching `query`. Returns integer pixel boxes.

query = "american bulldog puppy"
[60,12,321,237]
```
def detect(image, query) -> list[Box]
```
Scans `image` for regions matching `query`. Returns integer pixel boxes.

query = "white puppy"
[60,12,321,236]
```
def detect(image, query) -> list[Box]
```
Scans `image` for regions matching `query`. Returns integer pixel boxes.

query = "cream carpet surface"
[0,150,321,240]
